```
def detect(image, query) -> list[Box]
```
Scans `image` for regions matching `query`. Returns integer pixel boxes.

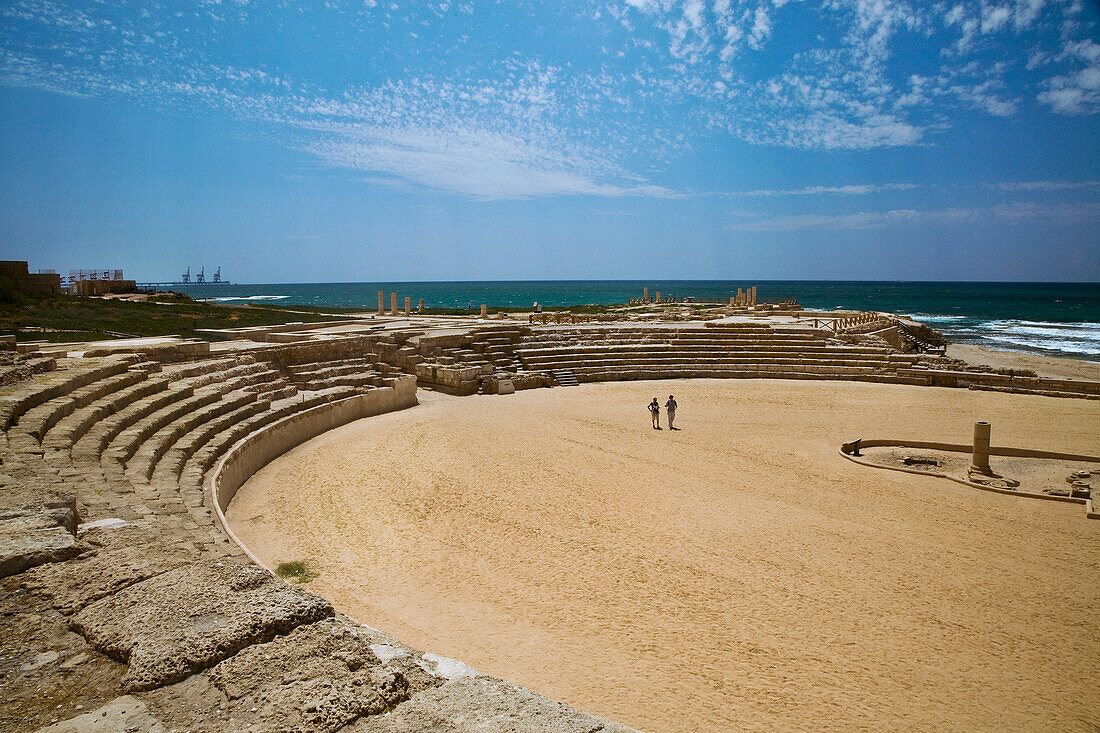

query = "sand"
[228,379,1100,732]
[947,343,1100,381]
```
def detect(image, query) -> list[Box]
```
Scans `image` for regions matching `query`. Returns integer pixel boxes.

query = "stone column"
[970,421,992,475]
[729,296,736,306]
[404,296,411,316]
[643,287,649,303]
[377,290,384,315]
[480,304,487,317]
[391,292,398,315]
[751,286,757,305]
[418,299,425,312]
[655,291,661,304]
[736,288,744,306]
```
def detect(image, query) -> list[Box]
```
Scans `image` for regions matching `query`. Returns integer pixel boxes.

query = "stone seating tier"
[125,390,261,484]
[293,373,384,392]
[158,357,240,380]
[8,368,153,448]
[104,388,223,465]
[71,379,182,461]
[150,398,273,488]
[284,356,378,372]
[243,383,299,402]
[286,361,380,381]
[42,376,172,453]
[0,355,144,431]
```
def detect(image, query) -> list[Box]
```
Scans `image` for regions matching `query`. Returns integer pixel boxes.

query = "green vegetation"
[0,293,350,343]
[275,560,319,584]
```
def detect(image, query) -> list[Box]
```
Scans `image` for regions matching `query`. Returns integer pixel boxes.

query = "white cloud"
[1038,39,1100,115]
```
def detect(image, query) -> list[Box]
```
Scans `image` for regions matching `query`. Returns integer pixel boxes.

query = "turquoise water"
[164,280,1100,361]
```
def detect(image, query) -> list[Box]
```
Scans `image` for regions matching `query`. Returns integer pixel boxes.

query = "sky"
[0,0,1098,283]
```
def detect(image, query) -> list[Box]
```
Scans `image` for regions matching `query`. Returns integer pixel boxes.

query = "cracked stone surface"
[201,617,439,733]
[346,676,637,733]
[22,525,195,615]
[70,560,334,692]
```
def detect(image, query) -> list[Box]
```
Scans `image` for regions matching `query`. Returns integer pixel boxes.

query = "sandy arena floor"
[227,380,1100,732]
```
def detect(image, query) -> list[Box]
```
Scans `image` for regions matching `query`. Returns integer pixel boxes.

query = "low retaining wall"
[839,438,1100,518]
[209,375,417,521]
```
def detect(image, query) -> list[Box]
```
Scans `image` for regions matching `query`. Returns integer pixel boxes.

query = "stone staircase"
[552,369,579,387]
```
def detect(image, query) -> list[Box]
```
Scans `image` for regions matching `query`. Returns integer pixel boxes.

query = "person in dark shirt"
[649,397,661,429]
[666,395,678,430]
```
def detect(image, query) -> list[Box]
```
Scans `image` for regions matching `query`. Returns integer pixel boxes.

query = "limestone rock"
[345,676,637,733]
[0,509,84,578]
[30,695,166,733]
[205,617,438,733]
[70,560,334,692]
[23,526,195,615]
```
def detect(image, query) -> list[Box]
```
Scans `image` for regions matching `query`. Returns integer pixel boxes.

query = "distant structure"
[0,261,61,297]
[139,266,233,288]
[65,268,137,296]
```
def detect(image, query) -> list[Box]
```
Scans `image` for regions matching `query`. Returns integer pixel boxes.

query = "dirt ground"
[228,379,1100,732]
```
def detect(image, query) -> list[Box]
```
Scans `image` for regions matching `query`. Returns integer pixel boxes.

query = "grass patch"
[275,560,319,584]
[0,294,345,343]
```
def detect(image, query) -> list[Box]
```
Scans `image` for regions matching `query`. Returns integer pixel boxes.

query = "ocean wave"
[980,334,1100,356]
[907,313,968,322]
[208,295,291,302]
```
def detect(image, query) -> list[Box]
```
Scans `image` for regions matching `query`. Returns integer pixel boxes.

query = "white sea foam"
[907,313,967,322]
[208,295,291,302]
[968,319,1100,356]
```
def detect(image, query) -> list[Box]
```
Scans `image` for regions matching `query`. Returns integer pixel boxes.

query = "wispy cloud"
[727,183,920,197]
[987,179,1100,192]
[728,201,1100,231]
[0,0,1096,197]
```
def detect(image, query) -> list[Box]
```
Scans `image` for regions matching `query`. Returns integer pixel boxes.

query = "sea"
[161,280,1100,362]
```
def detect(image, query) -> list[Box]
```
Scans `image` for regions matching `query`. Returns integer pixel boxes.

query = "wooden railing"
[798,312,881,333]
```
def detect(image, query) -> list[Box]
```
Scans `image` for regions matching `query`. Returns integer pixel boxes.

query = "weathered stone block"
[71,561,334,691]
[0,508,84,578]
[206,618,437,732]
[23,526,194,615]
[344,676,636,733]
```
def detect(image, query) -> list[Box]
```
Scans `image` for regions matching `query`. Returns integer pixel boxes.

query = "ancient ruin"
[2,302,1098,731]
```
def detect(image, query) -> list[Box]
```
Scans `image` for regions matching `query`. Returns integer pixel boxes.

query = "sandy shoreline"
[946,343,1100,381]
[228,376,1099,732]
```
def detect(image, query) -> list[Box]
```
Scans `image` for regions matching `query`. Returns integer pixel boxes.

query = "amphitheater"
[2,307,1098,732]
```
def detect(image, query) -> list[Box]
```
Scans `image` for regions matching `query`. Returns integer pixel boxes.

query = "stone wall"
[211,375,417,515]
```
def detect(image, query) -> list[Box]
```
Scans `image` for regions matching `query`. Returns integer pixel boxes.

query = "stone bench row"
[286,360,379,381]
[125,390,262,485]
[525,354,902,372]
[567,362,889,379]
[0,355,143,431]
[577,367,934,384]
[159,357,240,380]
[151,397,273,489]
[43,375,170,453]
[522,331,821,344]
[516,344,899,360]
[10,367,154,447]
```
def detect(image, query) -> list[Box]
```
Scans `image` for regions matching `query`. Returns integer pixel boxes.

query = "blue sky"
[1,0,1098,282]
